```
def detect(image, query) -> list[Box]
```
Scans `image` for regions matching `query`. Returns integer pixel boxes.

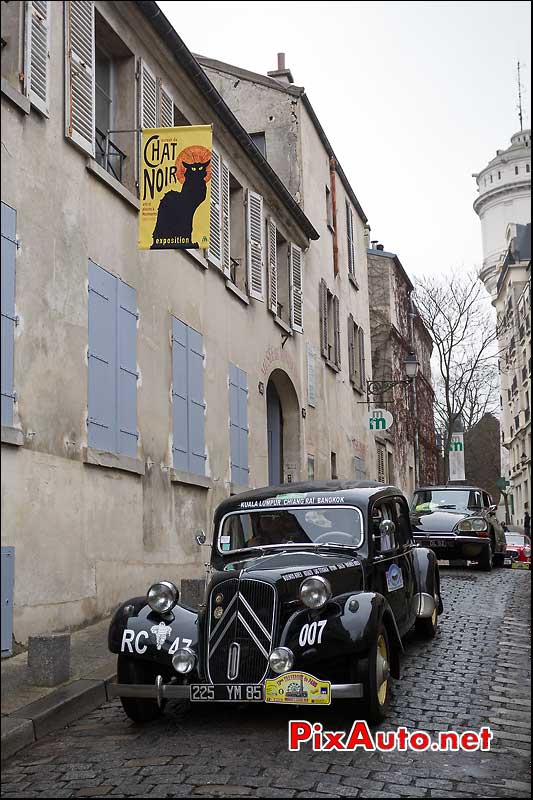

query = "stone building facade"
[367,245,437,496]
[1,2,380,643]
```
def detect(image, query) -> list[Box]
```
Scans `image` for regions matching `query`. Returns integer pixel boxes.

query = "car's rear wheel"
[117,655,166,722]
[354,623,391,724]
[415,605,438,639]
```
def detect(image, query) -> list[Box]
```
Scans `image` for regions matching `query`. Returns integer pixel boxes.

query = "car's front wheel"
[355,623,391,724]
[415,605,438,639]
[117,655,166,723]
[478,541,493,572]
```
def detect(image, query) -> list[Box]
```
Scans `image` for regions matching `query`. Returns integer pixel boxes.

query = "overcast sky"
[158,0,531,280]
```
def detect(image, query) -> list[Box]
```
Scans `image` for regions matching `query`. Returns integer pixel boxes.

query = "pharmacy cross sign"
[366,408,394,432]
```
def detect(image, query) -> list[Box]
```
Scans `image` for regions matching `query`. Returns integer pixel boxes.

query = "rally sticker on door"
[385,563,404,592]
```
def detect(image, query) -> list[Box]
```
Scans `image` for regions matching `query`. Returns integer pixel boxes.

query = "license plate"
[264,671,331,705]
[504,558,512,566]
[511,561,530,570]
[190,684,263,702]
[428,539,453,547]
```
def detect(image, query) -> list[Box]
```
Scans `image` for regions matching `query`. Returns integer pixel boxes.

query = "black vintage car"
[410,485,507,570]
[108,481,443,723]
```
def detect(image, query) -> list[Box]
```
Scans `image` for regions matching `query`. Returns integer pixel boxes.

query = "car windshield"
[218,507,363,553]
[506,533,528,546]
[410,489,484,512]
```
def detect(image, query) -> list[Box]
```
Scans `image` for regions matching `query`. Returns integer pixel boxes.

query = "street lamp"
[366,351,420,398]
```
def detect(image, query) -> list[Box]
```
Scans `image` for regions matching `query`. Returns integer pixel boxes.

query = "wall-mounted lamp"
[258,381,265,395]
[302,408,307,418]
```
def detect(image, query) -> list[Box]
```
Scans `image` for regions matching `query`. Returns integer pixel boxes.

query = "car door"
[483,491,505,553]
[368,499,409,633]
[392,496,417,632]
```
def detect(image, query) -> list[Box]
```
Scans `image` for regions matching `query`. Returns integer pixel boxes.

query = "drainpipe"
[329,157,339,277]
[408,294,420,486]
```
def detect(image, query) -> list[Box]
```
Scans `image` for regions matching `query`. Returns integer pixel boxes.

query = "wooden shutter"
[207,149,222,267]
[346,201,355,278]
[117,280,139,458]
[140,60,157,128]
[172,318,189,472]
[65,0,95,156]
[25,1,50,115]
[1,204,17,427]
[377,444,386,484]
[348,314,356,383]
[267,218,278,314]
[221,161,231,276]
[319,279,328,358]
[358,327,366,388]
[289,243,303,333]
[88,261,117,453]
[333,295,341,367]
[246,189,264,301]
[159,80,174,127]
[307,342,316,408]
[229,364,249,486]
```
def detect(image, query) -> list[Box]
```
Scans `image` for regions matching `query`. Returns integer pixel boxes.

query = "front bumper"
[414,534,490,560]
[108,681,364,702]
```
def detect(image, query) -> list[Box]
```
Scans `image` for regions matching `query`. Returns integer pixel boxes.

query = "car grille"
[206,578,277,684]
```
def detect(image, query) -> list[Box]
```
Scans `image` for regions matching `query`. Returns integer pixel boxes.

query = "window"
[515,166,519,175]
[229,171,246,292]
[307,455,315,480]
[266,219,303,331]
[1,203,17,427]
[229,364,249,486]
[87,261,138,457]
[326,186,334,230]
[348,315,365,391]
[393,499,413,547]
[306,342,316,407]
[490,174,493,183]
[172,318,206,476]
[498,171,501,179]
[376,443,387,483]
[319,280,340,368]
[372,501,396,552]
[527,164,530,173]
[331,451,338,479]
[250,132,266,158]
[346,201,357,285]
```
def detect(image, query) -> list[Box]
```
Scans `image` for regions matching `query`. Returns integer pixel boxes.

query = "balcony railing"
[95,128,127,184]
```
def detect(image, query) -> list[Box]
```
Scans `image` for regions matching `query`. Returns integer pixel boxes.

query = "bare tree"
[413,270,501,480]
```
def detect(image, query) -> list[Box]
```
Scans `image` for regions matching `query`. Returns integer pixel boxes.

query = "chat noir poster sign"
[138,124,212,251]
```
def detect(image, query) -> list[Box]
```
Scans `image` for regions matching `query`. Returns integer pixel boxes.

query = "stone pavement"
[1,567,531,798]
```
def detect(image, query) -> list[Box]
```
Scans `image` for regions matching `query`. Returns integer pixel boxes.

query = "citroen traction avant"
[108,481,443,723]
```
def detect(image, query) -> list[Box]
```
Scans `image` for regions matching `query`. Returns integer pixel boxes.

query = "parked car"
[108,481,443,724]
[504,531,531,569]
[409,485,506,571]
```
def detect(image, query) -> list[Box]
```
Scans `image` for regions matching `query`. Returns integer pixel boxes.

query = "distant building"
[473,129,531,298]
[495,224,531,528]
[464,413,502,502]
[367,244,437,495]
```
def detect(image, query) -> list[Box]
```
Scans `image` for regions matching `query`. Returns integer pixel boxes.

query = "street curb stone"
[3,678,111,759]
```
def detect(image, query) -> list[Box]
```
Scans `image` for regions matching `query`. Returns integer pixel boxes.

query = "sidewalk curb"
[1,672,117,762]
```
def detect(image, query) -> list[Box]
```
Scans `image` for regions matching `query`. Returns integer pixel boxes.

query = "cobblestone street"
[2,567,531,799]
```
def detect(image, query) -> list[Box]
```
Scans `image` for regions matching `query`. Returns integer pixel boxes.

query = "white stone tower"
[473,129,531,297]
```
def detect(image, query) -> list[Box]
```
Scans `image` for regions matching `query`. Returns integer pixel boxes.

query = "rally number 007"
[299,620,327,647]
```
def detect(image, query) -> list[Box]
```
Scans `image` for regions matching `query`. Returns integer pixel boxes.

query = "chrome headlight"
[147,580,178,613]
[269,647,294,674]
[172,648,196,675]
[457,518,488,532]
[299,576,331,609]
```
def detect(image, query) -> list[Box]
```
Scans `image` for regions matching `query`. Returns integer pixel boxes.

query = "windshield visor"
[218,507,364,554]
[411,489,483,513]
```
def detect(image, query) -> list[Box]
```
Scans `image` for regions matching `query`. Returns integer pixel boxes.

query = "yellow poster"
[138,124,212,251]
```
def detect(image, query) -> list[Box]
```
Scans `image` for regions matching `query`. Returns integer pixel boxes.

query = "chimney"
[371,240,378,249]
[376,243,385,251]
[267,52,295,84]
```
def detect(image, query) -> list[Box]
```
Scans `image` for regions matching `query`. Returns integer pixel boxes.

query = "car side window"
[482,492,491,509]
[468,490,482,510]
[372,502,397,554]
[393,499,413,547]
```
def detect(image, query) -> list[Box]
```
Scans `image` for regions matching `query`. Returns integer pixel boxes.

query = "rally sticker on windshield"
[239,496,346,509]
[282,560,359,582]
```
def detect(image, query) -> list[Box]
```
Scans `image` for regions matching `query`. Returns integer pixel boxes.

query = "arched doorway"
[266,369,301,485]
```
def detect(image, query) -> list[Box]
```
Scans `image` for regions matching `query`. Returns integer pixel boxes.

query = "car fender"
[412,547,443,616]
[279,591,402,679]
[108,597,199,667]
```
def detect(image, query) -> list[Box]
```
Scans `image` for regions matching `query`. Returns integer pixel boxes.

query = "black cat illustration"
[151,159,210,249]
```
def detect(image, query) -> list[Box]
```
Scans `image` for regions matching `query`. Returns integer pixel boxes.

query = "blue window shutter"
[88,260,117,452]
[118,280,138,457]
[1,203,17,427]
[172,318,189,471]
[238,368,249,485]
[187,326,206,475]
[229,363,249,485]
